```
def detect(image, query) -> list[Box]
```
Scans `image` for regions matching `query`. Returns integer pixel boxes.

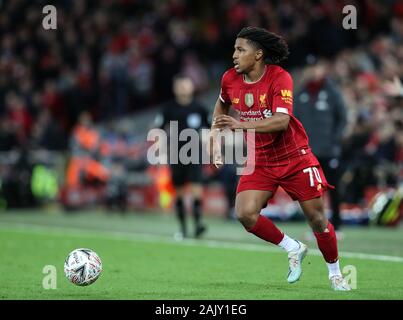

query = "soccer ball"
[64,248,103,286]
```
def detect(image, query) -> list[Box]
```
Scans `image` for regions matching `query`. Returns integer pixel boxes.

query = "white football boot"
[287,240,308,283]
[330,275,352,291]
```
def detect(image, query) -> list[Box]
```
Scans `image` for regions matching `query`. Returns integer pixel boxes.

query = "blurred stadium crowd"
[0,0,402,221]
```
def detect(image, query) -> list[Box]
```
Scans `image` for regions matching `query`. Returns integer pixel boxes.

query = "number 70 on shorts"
[303,167,323,187]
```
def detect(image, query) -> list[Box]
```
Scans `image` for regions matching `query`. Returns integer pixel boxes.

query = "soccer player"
[157,74,209,239]
[210,27,351,291]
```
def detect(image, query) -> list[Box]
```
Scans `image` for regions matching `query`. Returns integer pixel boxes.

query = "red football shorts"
[236,154,334,202]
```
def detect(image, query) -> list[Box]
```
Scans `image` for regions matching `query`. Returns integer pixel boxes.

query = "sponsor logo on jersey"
[263,109,272,118]
[231,97,240,104]
[281,90,292,97]
[280,89,293,104]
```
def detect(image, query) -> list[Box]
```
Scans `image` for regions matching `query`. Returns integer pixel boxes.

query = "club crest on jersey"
[245,93,254,108]
[259,94,266,107]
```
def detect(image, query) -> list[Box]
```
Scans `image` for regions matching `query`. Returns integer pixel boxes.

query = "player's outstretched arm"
[214,112,290,133]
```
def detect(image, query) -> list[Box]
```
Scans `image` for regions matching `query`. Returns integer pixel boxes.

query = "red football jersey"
[219,65,313,166]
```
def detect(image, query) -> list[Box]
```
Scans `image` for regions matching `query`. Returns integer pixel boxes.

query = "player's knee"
[235,204,259,228]
[307,213,327,232]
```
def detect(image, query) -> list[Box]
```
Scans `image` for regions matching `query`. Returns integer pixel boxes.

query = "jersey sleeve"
[219,71,231,104]
[271,71,294,115]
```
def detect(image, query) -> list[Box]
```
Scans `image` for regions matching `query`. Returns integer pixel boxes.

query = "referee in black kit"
[156,74,210,239]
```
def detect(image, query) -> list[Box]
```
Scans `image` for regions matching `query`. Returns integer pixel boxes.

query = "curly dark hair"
[237,26,290,65]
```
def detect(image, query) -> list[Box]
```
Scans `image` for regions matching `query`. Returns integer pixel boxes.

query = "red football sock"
[314,221,339,263]
[246,215,284,245]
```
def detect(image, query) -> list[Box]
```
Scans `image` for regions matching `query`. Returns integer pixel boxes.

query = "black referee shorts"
[170,163,203,187]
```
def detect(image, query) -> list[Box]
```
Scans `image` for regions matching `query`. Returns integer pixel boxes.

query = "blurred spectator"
[70,111,100,155]
[181,51,209,94]
[127,44,154,109]
[0,0,399,123]
[41,81,66,130]
[341,112,378,204]
[2,146,36,208]
[0,117,19,151]
[31,110,66,151]
[5,92,32,145]
[294,56,347,232]
[66,111,109,188]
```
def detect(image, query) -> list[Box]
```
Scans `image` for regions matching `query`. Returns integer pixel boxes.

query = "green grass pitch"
[0,210,402,299]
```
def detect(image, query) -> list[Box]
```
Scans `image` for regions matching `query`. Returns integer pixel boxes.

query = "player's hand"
[212,146,223,169]
[207,129,223,169]
[213,115,243,130]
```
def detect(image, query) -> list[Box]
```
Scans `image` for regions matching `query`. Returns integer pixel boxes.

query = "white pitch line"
[1,222,403,263]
